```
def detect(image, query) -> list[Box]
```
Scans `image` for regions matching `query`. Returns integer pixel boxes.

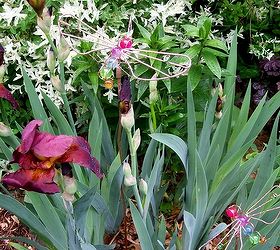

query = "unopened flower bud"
[149,76,158,104]
[51,75,64,92]
[58,36,70,62]
[124,175,136,187]
[132,128,141,152]
[215,111,222,119]
[0,122,12,137]
[37,7,52,34]
[0,44,4,66]
[123,162,132,177]
[0,65,5,82]
[121,105,134,130]
[63,175,77,195]
[217,83,223,97]
[47,48,55,73]
[62,192,75,202]
[216,96,223,112]
[27,0,45,17]
[139,179,148,195]
[212,83,223,97]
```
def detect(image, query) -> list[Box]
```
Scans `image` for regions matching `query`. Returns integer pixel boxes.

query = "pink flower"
[0,84,19,109]
[1,120,102,194]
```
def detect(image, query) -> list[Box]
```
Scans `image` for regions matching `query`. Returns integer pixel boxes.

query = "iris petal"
[11,151,40,169]
[20,120,43,153]
[0,84,19,109]
[32,132,73,158]
[59,137,103,178]
[2,168,59,194]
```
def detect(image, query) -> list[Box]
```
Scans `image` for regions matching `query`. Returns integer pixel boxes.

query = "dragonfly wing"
[247,185,280,217]
[122,48,191,81]
[58,14,114,56]
[198,221,240,250]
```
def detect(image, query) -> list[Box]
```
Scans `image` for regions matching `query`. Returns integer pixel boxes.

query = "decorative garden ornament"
[199,185,280,250]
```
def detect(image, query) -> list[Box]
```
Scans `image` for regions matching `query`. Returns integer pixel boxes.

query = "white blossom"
[0,3,26,26]
[59,0,99,22]
[149,0,187,26]
[103,89,117,103]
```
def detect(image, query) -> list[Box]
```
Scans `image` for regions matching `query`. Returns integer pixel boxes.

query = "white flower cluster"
[148,0,190,26]
[249,32,280,60]
[0,0,100,106]
[0,2,26,26]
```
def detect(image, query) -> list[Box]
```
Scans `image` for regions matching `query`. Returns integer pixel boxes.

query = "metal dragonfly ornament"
[199,185,280,250]
[58,15,191,102]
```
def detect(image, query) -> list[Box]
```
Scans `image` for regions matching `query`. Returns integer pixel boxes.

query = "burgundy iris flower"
[1,120,102,194]
[0,84,19,109]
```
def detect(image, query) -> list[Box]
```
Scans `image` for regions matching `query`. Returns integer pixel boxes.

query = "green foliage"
[149,31,280,249]
[183,17,228,89]
[0,1,279,250]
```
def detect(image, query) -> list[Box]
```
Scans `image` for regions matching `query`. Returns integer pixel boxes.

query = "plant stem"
[150,102,157,132]
[45,32,76,133]
[45,33,58,56]
[59,63,76,133]
[125,128,143,216]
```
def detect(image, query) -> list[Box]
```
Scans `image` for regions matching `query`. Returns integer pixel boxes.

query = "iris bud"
[215,111,222,119]
[132,128,141,152]
[47,48,55,73]
[217,83,223,97]
[37,7,52,34]
[26,0,45,17]
[51,75,64,92]
[149,75,158,104]
[124,175,136,187]
[139,179,148,195]
[62,175,77,202]
[58,36,70,62]
[0,122,12,137]
[0,44,4,66]
[63,176,77,195]
[123,162,132,177]
[121,105,135,131]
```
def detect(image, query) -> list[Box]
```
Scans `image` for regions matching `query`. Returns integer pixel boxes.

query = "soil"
[0,189,36,250]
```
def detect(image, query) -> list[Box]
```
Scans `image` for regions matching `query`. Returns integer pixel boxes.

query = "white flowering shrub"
[1,0,278,132]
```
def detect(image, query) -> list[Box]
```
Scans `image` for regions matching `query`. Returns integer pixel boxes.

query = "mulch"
[0,208,36,250]
[0,189,36,250]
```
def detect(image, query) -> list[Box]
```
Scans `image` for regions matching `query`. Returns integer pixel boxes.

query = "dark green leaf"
[88,72,99,94]
[205,39,228,52]
[182,24,199,37]
[186,44,201,59]
[136,23,151,41]
[202,50,221,78]
[187,65,202,90]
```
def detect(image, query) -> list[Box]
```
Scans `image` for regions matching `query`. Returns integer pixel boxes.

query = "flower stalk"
[125,127,143,216]
[149,77,158,132]
[59,62,76,133]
